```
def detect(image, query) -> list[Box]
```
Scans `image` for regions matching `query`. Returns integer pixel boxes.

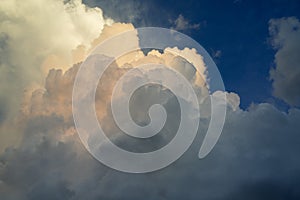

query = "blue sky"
[85,0,300,109]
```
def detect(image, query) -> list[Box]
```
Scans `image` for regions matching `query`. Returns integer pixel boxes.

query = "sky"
[85,0,300,109]
[0,0,300,199]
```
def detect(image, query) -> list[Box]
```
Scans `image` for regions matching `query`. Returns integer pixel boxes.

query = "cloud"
[2,25,300,199]
[82,103,300,200]
[171,14,200,31]
[211,49,222,58]
[0,1,300,199]
[0,0,114,151]
[269,17,300,106]
[0,0,113,76]
[0,0,112,117]
[85,0,146,24]
[0,9,227,196]
[1,69,300,199]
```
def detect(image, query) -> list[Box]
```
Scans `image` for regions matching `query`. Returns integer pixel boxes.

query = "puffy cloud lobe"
[269,17,300,106]
[0,0,113,151]
[0,0,112,117]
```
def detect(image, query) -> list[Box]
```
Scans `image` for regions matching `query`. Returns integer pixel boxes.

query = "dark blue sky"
[85,0,300,109]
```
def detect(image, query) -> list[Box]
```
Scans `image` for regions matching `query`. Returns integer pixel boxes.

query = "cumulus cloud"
[0,0,113,150]
[269,17,300,106]
[1,63,300,199]
[1,1,300,200]
[0,0,112,116]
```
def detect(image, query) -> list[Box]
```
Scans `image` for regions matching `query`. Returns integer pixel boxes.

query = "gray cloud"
[1,1,300,199]
[1,53,300,199]
[269,17,300,106]
[171,14,201,31]
[89,104,300,200]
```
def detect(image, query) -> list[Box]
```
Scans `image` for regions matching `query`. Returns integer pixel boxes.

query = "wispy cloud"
[171,14,201,31]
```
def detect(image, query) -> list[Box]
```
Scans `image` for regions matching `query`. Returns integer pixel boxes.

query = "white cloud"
[0,0,113,150]
[0,1,300,199]
[2,22,300,198]
[269,17,300,106]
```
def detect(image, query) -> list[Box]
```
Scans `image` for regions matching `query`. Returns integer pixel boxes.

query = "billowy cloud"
[0,0,113,150]
[269,17,300,106]
[1,64,300,199]
[0,0,300,199]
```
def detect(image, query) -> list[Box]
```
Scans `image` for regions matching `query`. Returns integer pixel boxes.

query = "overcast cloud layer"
[0,1,300,200]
